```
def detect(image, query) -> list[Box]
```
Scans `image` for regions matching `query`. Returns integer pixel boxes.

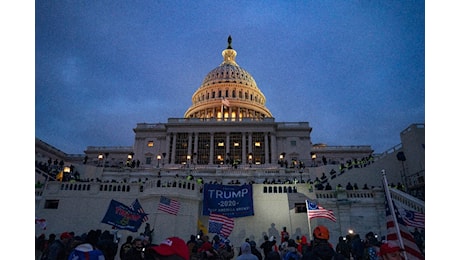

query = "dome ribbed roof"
[184,36,273,119]
[201,63,258,89]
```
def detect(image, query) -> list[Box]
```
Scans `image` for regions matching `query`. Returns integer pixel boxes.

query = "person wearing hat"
[378,241,403,260]
[301,226,345,260]
[46,231,74,260]
[145,237,190,260]
[67,230,105,260]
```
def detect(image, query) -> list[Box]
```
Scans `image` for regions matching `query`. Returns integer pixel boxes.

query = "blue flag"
[101,199,148,232]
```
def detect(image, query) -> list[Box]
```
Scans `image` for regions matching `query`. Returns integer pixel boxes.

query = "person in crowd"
[40,233,56,260]
[280,227,290,243]
[145,236,189,260]
[216,238,235,260]
[350,234,364,260]
[282,239,300,260]
[301,225,345,260]
[346,182,353,190]
[378,241,403,260]
[186,235,198,260]
[36,234,47,260]
[67,229,105,260]
[296,235,310,257]
[197,235,219,259]
[237,242,259,260]
[97,230,118,260]
[124,237,145,260]
[363,232,379,260]
[249,241,263,260]
[144,223,155,244]
[335,236,350,259]
[120,236,134,260]
[260,235,273,260]
[45,231,73,260]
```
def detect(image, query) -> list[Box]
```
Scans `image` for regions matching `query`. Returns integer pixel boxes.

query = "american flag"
[131,199,149,222]
[222,97,230,107]
[385,195,424,259]
[208,212,234,237]
[306,199,336,222]
[398,206,425,229]
[158,196,181,215]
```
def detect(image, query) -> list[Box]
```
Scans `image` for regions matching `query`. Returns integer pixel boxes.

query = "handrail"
[389,187,424,214]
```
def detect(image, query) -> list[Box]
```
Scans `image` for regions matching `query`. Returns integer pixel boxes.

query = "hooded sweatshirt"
[68,243,105,260]
[237,242,259,260]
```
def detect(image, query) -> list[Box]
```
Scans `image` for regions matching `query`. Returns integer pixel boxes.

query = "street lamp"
[311,153,317,167]
[157,154,161,168]
[98,154,103,167]
[248,153,253,168]
[186,155,191,168]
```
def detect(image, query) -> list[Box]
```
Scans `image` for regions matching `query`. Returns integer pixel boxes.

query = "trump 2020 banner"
[202,184,254,218]
[101,199,147,232]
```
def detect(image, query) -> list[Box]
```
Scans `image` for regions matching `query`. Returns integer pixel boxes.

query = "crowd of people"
[36,224,422,260]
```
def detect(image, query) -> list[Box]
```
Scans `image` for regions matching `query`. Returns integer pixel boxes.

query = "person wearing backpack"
[301,226,345,260]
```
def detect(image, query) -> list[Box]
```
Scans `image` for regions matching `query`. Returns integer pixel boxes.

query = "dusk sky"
[35,1,425,155]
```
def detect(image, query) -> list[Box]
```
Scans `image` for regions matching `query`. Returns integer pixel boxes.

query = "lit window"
[218,142,225,147]
[148,141,154,147]
[255,142,261,147]
[234,142,239,147]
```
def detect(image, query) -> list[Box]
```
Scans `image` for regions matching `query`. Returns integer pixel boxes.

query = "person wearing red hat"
[146,237,190,260]
[378,241,403,260]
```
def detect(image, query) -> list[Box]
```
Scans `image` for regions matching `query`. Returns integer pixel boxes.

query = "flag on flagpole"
[381,170,424,260]
[306,199,337,222]
[158,196,181,215]
[398,206,425,229]
[208,212,235,237]
[35,217,47,230]
[131,199,149,222]
[384,196,424,259]
[222,97,230,107]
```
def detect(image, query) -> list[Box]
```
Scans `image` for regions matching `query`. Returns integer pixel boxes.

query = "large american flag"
[306,199,336,222]
[158,196,181,215]
[131,199,149,222]
[385,195,424,259]
[208,212,234,237]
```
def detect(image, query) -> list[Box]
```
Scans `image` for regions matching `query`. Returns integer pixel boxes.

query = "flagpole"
[305,200,312,239]
[381,170,409,260]
[221,101,224,120]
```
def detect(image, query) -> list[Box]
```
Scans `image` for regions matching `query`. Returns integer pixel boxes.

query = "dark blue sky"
[35,1,424,155]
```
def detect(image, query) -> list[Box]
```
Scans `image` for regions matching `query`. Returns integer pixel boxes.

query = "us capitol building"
[35,36,424,249]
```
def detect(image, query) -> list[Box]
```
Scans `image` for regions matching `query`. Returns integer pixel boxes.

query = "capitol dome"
[184,36,273,120]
